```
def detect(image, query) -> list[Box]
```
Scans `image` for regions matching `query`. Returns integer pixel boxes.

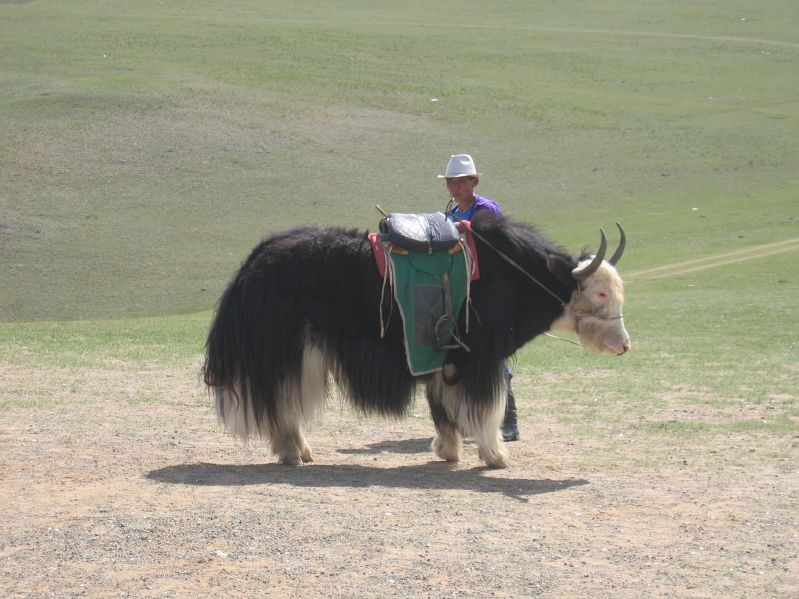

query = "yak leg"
[272,341,329,465]
[474,421,509,469]
[268,426,313,465]
[429,367,509,469]
[271,431,302,466]
[472,378,509,469]
[269,385,311,465]
[269,405,306,466]
[268,424,314,465]
[426,372,462,462]
[430,405,462,463]
[294,428,313,463]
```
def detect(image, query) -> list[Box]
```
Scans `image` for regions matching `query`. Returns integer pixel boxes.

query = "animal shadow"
[147,461,587,502]
[337,437,432,455]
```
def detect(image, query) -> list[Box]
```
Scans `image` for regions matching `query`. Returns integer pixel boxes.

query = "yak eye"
[597,291,608,299]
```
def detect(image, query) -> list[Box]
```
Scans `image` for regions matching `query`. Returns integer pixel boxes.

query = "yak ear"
[546,253,573,281]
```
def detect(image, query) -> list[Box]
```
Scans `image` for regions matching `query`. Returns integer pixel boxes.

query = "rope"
[378,243,394,338]
[544,332,582,346]
[449,213,567,307]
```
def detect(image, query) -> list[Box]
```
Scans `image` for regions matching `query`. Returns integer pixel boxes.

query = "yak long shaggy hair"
[203,212,582,466]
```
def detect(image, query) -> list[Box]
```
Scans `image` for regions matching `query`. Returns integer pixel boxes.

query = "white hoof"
[432,434,461,462]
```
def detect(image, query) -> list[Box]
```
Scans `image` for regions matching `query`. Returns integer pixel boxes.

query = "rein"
[450,214,567,307]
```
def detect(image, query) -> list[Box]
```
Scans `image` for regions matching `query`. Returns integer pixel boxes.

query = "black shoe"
[501,379,519,442]
[501,421,519,442]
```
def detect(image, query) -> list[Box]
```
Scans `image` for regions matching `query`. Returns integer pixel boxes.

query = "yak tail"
[202,273,329,442]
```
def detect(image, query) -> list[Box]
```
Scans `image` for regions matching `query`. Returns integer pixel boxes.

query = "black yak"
[203,213,629,468]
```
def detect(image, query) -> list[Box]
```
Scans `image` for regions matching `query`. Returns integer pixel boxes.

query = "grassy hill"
[1,0,797,321]
[1,0,796,444]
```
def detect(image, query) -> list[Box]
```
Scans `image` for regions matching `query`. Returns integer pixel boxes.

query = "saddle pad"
[387,249,469,376]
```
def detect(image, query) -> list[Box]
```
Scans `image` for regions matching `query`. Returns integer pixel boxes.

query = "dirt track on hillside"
[1,362,797,598]
[625,238,799,281]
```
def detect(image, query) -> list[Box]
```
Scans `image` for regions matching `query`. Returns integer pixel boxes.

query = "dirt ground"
[1,361,796,598]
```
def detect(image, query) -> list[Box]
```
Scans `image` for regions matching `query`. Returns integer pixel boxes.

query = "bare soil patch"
[1,361,797,598]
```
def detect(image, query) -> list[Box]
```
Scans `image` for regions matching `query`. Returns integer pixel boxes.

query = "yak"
[203,212,630,468]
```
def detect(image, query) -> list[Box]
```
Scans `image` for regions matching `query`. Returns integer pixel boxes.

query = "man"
[438,154,519,442]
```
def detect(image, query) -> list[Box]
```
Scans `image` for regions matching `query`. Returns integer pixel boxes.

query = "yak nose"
[617,341,631,356]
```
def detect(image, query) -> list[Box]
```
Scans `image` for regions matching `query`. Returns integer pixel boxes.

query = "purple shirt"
[449,194,503,221]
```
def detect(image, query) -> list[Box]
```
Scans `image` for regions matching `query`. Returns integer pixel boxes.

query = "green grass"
[511,245,798,459]
[2,0,797,320]
[0,312,208,369]
[0,1,797,456]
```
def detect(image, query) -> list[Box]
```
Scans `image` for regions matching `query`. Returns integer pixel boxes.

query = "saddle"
[369,212,480,279]
[369,211,478,375]
[379,212,462,253]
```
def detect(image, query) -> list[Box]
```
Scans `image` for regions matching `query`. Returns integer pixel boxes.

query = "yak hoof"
[484,456,510,469]
[478,448,510,469]
[278,444,312,465]
[432,434,461,463]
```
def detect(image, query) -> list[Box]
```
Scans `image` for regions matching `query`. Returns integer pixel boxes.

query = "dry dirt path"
[1,362,796,598]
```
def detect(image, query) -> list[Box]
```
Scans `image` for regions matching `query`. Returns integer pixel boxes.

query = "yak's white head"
[552,225,631,356]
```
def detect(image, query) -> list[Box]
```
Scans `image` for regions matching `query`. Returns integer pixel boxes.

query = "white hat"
[438,154,480,179]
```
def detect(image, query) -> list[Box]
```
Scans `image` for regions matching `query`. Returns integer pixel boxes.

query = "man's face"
[445,176,478,203]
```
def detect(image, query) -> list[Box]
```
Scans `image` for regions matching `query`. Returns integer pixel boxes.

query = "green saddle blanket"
[386,249,469,375]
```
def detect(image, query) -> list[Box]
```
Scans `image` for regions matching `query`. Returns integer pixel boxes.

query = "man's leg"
[501,368,519,442]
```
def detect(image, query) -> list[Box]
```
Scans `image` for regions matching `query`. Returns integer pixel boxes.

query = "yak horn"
[572,229,607,280]
[608,223,626,266]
